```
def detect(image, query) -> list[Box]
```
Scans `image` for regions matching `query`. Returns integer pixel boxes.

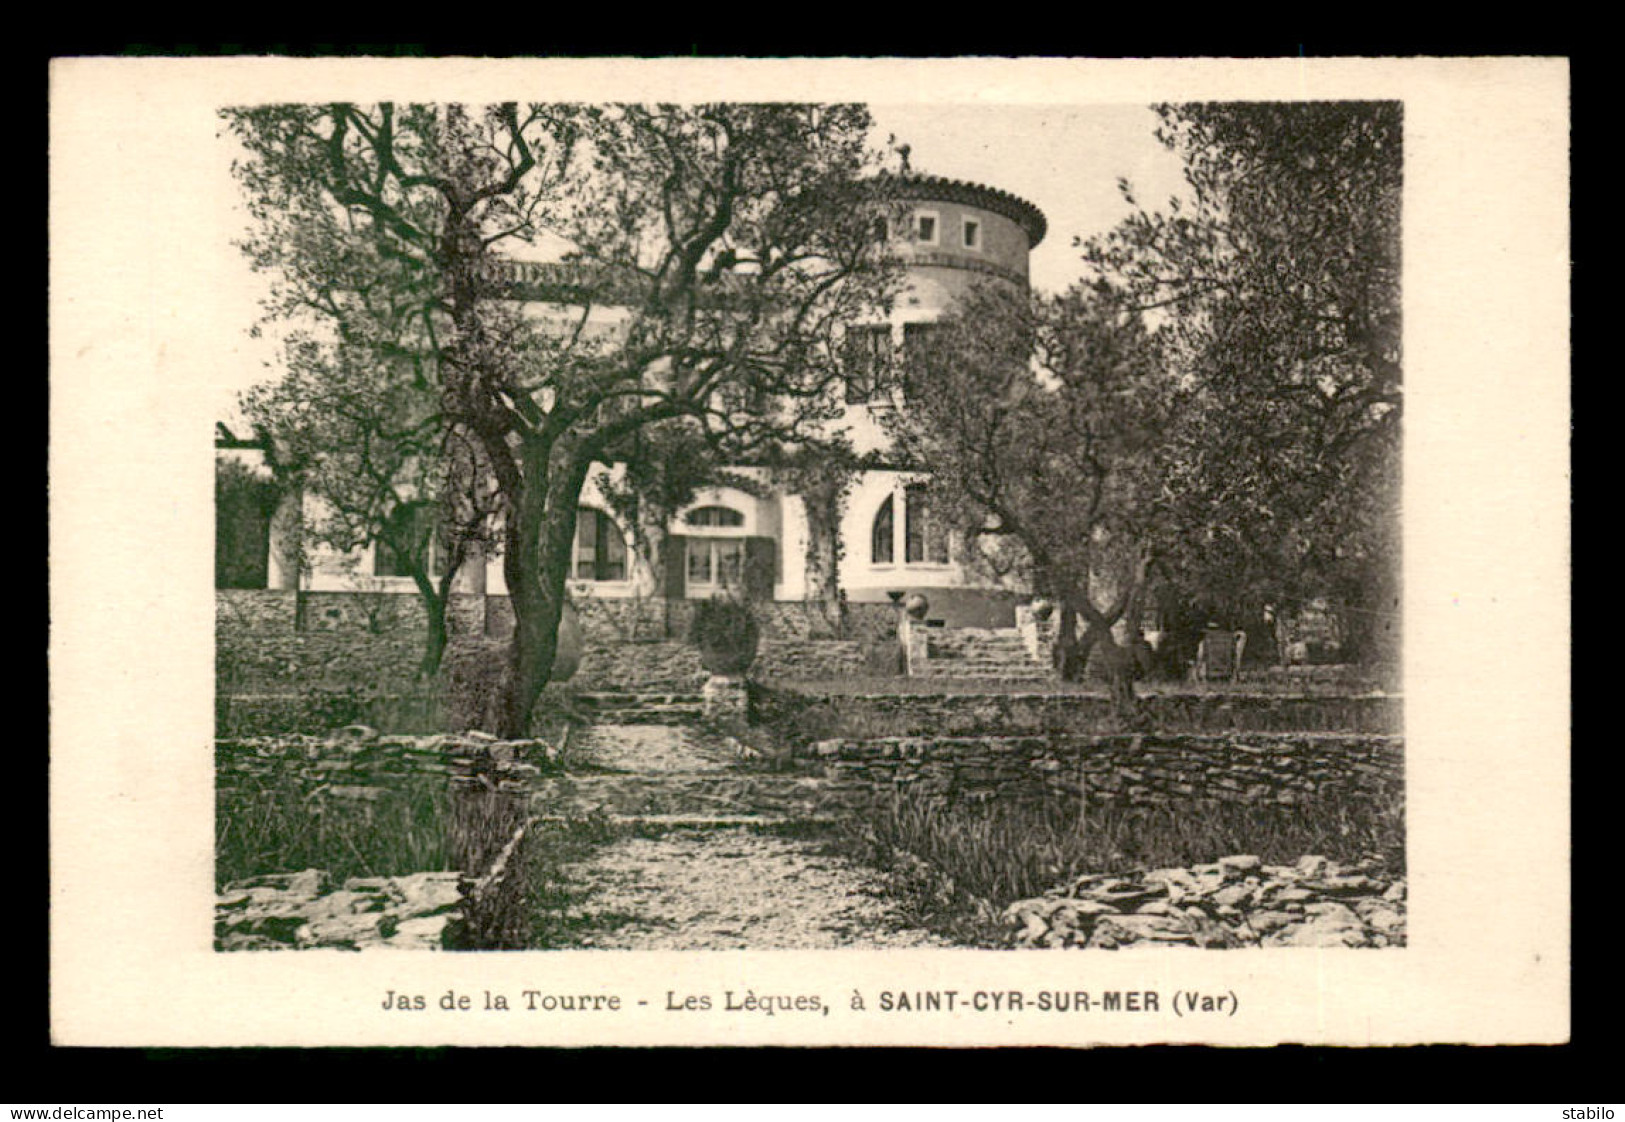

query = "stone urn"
[549,600,583,683]
[903,592,930,621]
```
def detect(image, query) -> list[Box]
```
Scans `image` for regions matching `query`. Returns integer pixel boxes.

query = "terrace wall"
[756,689,1402,738]
[798,733,1403,810]
[221,589,895,653]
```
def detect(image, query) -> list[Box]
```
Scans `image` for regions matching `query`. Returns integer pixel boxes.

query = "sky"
[866,104,1189,295]
[215,104,1189,425]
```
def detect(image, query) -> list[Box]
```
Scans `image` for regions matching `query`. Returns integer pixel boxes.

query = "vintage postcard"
[49,56,1569,1047]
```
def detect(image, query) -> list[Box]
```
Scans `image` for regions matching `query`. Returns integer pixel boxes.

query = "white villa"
[218,175,1050,631]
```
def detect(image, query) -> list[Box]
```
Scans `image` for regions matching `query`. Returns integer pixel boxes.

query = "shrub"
[688,598,760,676]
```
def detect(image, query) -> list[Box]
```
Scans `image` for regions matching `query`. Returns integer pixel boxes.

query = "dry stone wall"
[770,690,1401,738]
[219,588,898,645]
[217,728,555,951]
[217,728,561,791]
[217,590,896,723]
[800,732,1403,810]
[216,868,463,951]
[216,589,299,632]
[1003,854,1406,949]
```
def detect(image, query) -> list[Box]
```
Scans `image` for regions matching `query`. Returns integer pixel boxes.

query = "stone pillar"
[899,613,930,677]
[265,485,303,592]
[1015,603,1040,662]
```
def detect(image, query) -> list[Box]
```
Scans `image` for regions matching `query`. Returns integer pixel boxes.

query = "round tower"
[882,174,1047,316]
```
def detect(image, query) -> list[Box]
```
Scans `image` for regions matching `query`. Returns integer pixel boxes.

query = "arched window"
[905,484,950,564]
[871,494,894,564]
[573,507,627,582]
[684,505,745,529]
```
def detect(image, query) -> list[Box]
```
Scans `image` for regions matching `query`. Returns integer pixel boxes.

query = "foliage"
[688,597,761,676]
[1082,102,1402,663]
[885,279,1174,708]
[226,102,903,735]
[844,787,1405,909]
[215,458,282,589]
[769,442,862,630]
[229,105,511,676]
[215,767,450,888]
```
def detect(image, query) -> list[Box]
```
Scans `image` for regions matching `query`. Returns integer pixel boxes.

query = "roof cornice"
[871,173,1048,249]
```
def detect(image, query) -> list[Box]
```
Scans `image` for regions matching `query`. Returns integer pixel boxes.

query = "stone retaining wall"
[216,589,299,632]
[763,689,1402,738]
[217,730,560,791]
[219,588,898,645]
[799,733,1403,809]
[217,729,552,951]
[218,632,430,695]
[218,589,897,703]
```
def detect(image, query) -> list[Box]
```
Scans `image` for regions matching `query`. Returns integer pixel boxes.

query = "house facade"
[217,175,1049,631]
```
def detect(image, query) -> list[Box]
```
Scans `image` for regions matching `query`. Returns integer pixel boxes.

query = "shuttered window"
[573,508,627,582]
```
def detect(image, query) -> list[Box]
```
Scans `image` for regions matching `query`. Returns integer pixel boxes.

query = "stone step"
[930,632,1028,643]
[572,693,706,725]
[533,813,835,830]
[928,634,1029,645]
[532,770,842,820]
[921,659,1050,673]
[929,650,1040,660]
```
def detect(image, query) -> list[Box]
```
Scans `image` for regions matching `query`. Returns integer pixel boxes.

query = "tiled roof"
[871,174,1048,248]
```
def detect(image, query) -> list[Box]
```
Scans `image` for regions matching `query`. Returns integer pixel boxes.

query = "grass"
[215,770,451,889]
[524,811,631,949]
[833,786,1406,913]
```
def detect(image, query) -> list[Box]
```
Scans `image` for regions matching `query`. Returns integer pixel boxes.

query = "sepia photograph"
[210,99,1405,956]
[51,56,1568,1047]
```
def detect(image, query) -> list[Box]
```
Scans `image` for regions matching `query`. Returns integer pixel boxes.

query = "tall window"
[871,494,895,564]
[901,322,941,399]
[904,484,950,564]
[687,539,746,593]
[844,325,894,403]
[915,211,938,245]
[962,217,981,249]
[573,507,627,582]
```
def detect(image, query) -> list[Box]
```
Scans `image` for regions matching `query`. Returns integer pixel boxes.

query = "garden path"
[531,721,947,950]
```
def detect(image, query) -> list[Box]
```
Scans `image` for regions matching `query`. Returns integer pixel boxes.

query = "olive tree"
[227,102,900,734]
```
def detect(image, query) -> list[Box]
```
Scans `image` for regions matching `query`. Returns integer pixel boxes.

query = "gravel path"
[542,826,948,950]
[533,721,950,949]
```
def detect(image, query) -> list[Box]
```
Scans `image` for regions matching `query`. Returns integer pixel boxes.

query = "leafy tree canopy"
[1082,101,1402,658]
